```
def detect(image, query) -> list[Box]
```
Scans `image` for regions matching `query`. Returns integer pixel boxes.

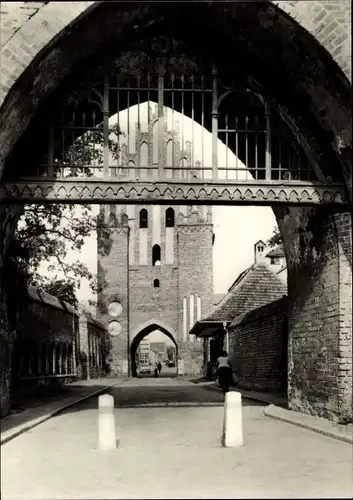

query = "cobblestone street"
[1,378,352,499]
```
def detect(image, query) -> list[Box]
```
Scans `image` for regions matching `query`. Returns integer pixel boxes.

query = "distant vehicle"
[139,361,152,374]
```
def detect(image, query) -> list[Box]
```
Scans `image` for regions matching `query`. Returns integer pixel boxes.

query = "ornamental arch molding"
[0,0,350,108]
[0,1,351,206]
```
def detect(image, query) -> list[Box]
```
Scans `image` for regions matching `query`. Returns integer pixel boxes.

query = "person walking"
[154,362,159,378]
[216,350,233,394]
[157,361,162,374]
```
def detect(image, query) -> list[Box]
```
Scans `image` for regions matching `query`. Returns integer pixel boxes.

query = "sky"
[37,103,278,341]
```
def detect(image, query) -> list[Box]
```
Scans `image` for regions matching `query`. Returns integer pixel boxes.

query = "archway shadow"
[130,323,178,378]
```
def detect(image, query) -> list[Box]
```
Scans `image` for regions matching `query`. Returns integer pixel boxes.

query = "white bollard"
[98,394,116,451]
[222,391,243,448]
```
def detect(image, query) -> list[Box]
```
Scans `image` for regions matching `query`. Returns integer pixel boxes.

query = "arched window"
[166,207,175,228]
[139,209,148,228]
[153,279,160,288]
[152,244,161,266]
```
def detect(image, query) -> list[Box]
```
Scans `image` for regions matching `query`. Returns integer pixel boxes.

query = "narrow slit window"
[139,209,148,228]
[152,244,161,266]
[153,279,160,288]
[166,207,175,228]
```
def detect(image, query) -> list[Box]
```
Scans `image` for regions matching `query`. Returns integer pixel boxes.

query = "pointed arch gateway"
[1,2,349,205]
[130,321,178,377]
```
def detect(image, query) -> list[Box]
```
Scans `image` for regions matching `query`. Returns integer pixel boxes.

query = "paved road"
[1,378,352,499]
[75,377,247,408]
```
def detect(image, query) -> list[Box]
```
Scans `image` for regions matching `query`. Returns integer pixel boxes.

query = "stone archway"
[0,1,351,422]
[130,321,178,378]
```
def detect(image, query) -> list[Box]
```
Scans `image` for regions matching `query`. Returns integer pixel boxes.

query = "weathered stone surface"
[228,297,288,393]
[275,206,352,423]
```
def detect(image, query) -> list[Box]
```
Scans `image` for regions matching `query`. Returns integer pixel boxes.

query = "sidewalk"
[192,379,287,407]
[0,377,126,445]
[190,379,352,444]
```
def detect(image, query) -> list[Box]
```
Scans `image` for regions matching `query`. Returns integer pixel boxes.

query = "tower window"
[153,279,160,288]
[139,209,148,228]
[152,244,161,266]
[166,207,175,228]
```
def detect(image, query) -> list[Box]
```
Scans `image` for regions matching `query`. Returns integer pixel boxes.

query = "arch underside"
[130,323,178,377]
[0,2,350,206]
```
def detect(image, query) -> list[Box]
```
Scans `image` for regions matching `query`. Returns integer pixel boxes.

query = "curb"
[202,383,279,406]
[116,402,224,408]
[264,404,353,445]
[1,381,121,446]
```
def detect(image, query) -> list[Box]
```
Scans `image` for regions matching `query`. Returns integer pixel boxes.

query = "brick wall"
[228,297,288,393]
[177,221,214,338]
[276,207,352,423]
[97,214,130,376]
[129,265,179,343]
[0,1,349,110]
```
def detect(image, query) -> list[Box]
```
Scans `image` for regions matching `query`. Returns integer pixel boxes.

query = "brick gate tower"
[96,106,214,376]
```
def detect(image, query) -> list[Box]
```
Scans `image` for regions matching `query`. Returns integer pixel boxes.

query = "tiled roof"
[266,245,285,258]
[203,262,287,322]
[230,296,288,328]
[27,285,78,315]
[213,293,226,305]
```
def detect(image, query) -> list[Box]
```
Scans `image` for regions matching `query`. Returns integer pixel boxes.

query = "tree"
[7,122,123,310]
[267,226,282,248]
[7,203,99,309]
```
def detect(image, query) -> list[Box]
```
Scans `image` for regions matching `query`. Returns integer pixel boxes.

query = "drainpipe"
[223,321,229,353]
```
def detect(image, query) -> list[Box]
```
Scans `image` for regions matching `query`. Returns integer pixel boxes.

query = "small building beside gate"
[189,241,288,391]
[11,286,107,401]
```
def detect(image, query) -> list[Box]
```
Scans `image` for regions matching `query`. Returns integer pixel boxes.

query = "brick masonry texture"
[276,207,352,424]
[0,0,350,110]
[97,207,213,377]
[97,215,130,376]
[228,297,288,393]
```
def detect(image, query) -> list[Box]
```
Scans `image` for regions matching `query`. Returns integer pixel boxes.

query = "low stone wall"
[178,340,204,376]
[228,296,288,393]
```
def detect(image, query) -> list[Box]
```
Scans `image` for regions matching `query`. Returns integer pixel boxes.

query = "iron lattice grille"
[36,38,316,184]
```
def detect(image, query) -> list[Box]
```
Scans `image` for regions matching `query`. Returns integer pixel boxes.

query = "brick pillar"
[177,215,213,375]
[37,341,42,376]
[52,343,57,375]
[64,344,68,374]
[277,206,352,423]
[97,210,129,376]
[334,211,352,423]
[45,343,50,374]
[79,315,89,380]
